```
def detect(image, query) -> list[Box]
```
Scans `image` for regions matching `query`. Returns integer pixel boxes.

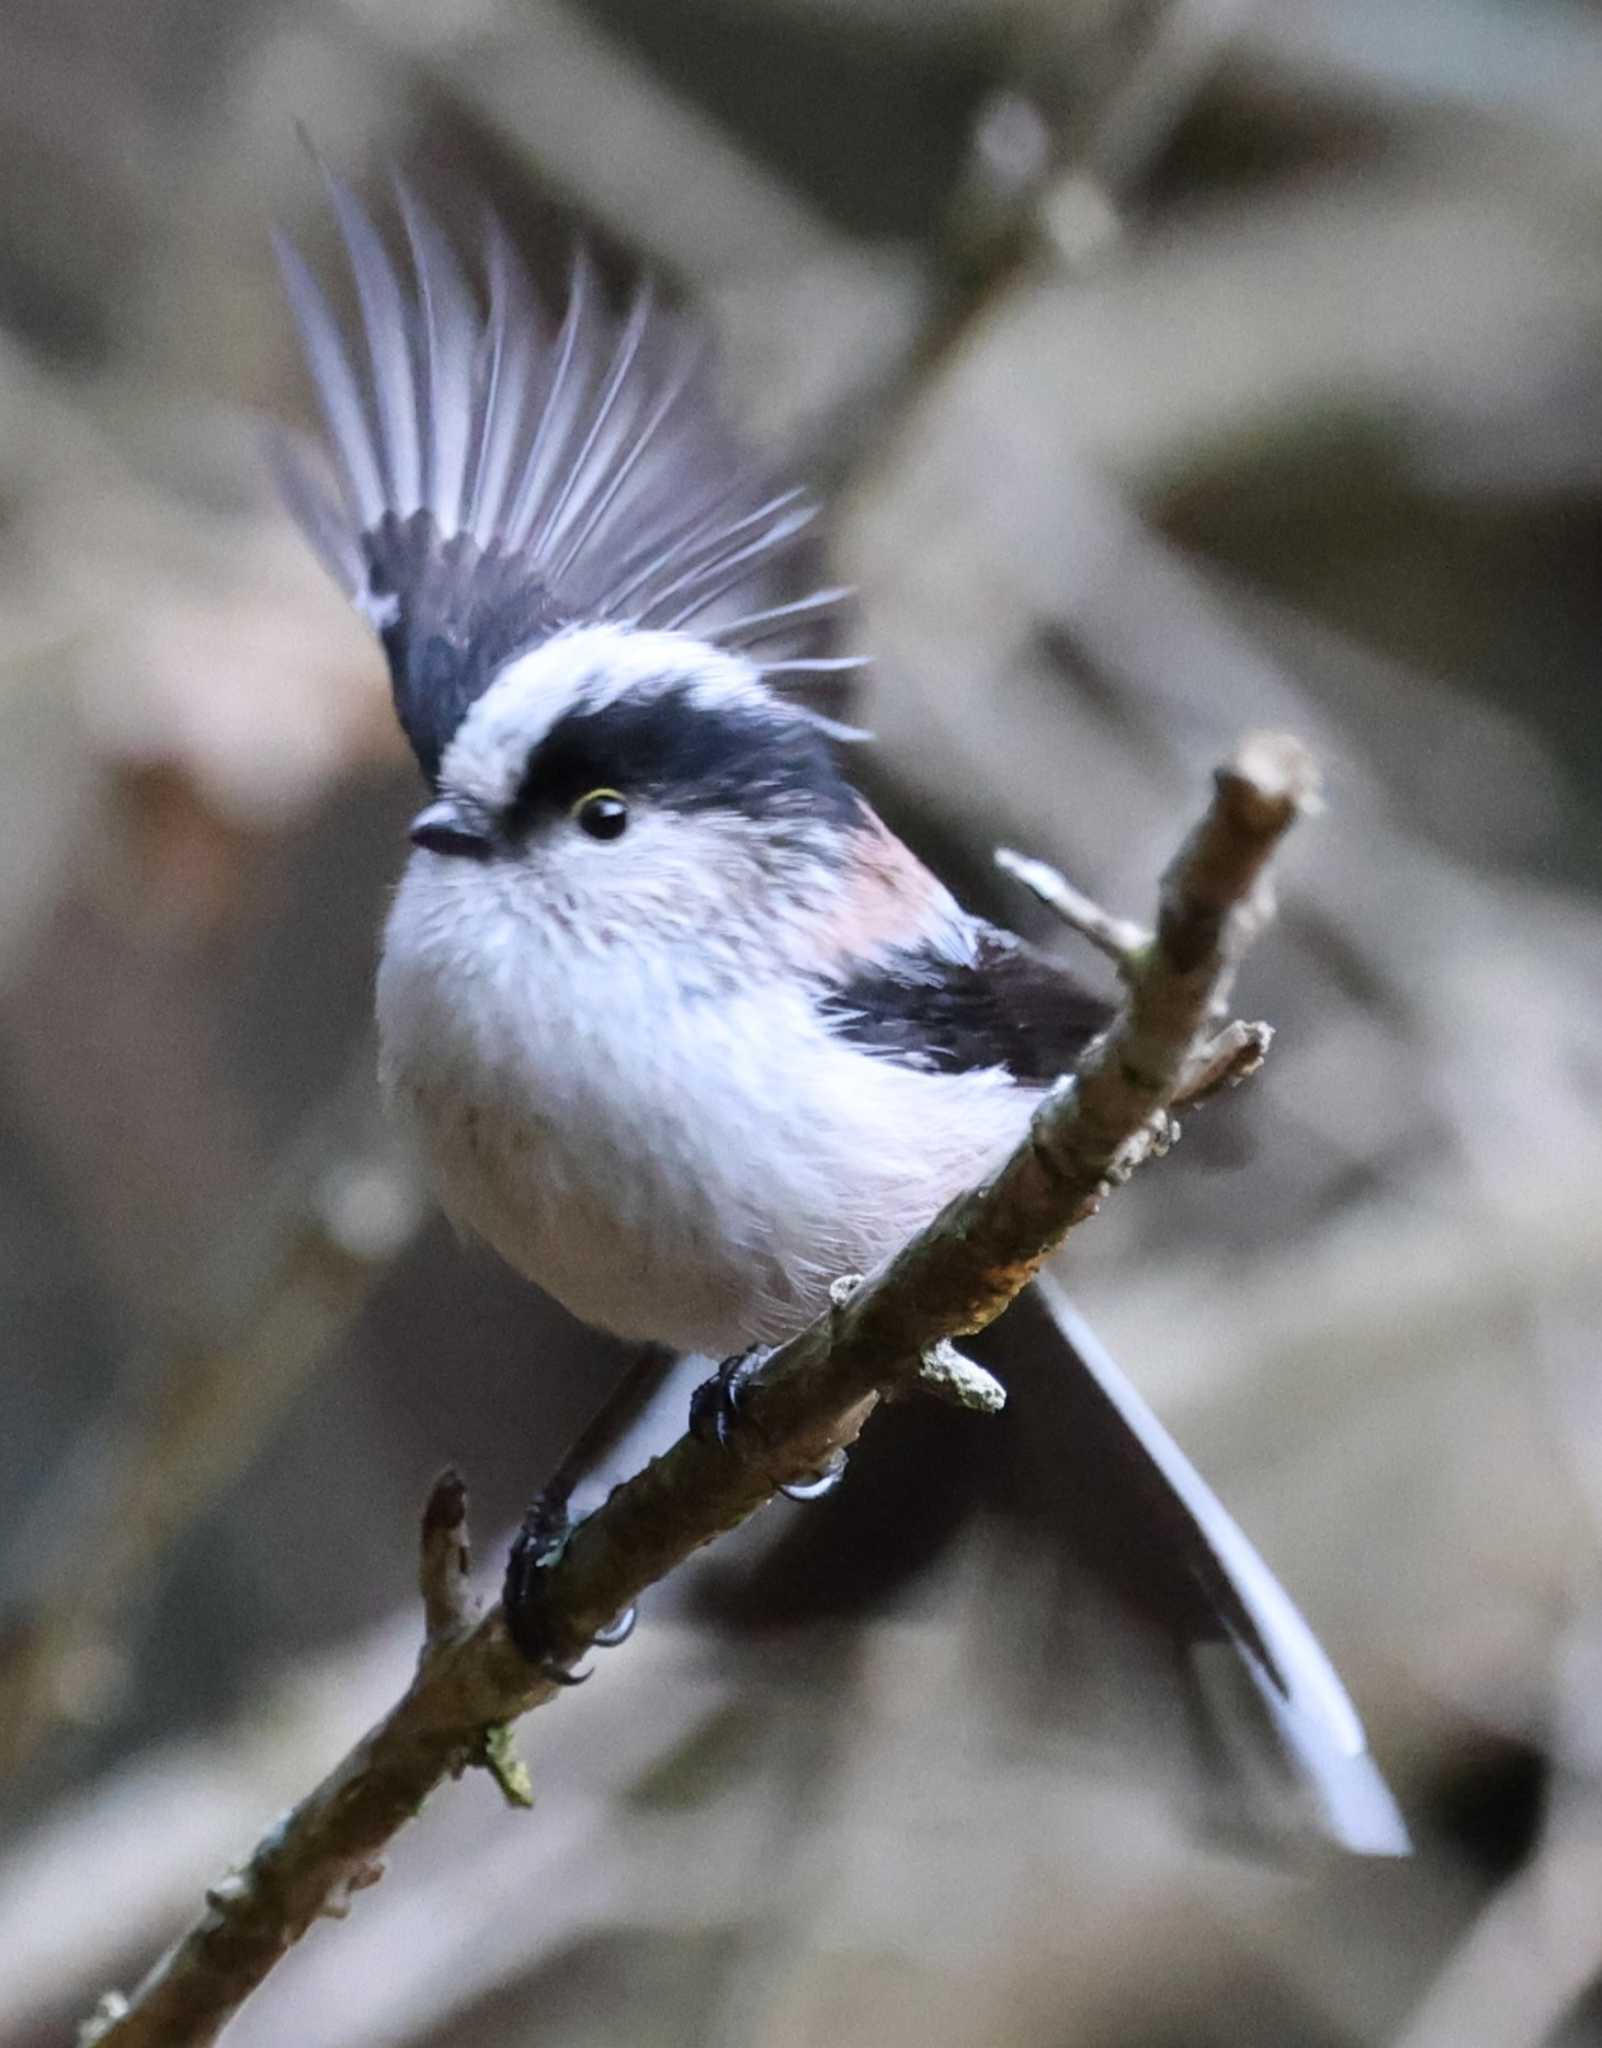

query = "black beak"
[409,799,494,861]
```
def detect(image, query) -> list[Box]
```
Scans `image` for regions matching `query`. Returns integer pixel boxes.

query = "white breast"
[377,858,1039,1358]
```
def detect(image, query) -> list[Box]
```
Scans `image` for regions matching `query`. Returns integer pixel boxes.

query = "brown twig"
[78,732,1317,2048]
[995,843,1152,975]
[417,1469,476,1647]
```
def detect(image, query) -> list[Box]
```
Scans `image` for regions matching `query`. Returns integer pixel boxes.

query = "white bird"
[274,170,1409,1856]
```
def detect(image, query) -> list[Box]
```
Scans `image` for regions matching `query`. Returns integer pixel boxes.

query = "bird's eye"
[572,789,629,841]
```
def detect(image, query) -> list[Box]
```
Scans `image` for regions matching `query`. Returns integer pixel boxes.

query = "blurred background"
[3,0,1602,2042]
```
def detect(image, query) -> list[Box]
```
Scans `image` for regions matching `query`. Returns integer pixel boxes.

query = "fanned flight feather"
[272,172,856,781]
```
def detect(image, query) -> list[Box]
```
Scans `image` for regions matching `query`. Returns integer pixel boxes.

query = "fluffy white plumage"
[380,629,1027,1354]
[274,170,1410,1858]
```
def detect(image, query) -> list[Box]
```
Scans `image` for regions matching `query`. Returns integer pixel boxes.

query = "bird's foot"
[502,1492,636,1684]
[687,1348,765,1449]
[688,1348,849,1503]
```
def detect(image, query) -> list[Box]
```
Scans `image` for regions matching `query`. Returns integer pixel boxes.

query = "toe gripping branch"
[502,1493,636,1685]
[688,1348,849,1503]
[504,1344,850,1680]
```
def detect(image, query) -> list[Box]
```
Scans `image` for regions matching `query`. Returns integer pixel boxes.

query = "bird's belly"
[427,1111,795,1356]
[381,1000,845,1356]
[486,1203,744,1353]
[377,912,1035,1358]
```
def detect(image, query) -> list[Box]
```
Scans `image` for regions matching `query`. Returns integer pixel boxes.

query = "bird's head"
[407,624,863,951]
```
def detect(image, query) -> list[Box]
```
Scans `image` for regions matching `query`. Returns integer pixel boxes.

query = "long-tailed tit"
[273,173,1408,1855]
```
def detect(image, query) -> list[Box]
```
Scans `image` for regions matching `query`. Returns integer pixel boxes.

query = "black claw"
[778,1451,848,1503]
[691,1350,849,1506]
[592,1603,637,1648]
[512,1492,573,1572]
[541,1658,592,1686]
[503,1492,640,1681]
[689,1348,767,1448]
[503,1492,585,1680]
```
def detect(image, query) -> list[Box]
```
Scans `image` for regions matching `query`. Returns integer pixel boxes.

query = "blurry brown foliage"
[2,2,1601,2045]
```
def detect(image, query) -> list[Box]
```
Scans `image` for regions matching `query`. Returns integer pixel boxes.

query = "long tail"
[976,1277,1410,1856]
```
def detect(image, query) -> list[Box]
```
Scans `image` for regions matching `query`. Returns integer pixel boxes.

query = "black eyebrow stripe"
[504,683,861,834]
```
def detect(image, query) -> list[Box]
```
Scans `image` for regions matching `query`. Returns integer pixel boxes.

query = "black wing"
[272,168,858,783]
[819,924,1113,1084]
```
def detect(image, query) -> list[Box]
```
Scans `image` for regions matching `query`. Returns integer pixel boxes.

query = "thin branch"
[1175,1016,1273,1106]
[995,824,1276,1105]
[79,731,1317,2048]
[417,1470,476,1646]
[995,844,1152,976]
[915,1336,1008,1413]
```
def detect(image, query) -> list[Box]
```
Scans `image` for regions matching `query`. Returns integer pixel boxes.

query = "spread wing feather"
[272,166,858,781]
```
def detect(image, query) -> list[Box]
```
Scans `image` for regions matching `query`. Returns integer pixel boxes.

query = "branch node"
[1143,1108,1179,1160]
[319,1859,385,1920]
[916,1340,1008,1413]
[995,845,1151,977]
[476,1723,535,1809]
[419,1466,477,1648]
[1176,1019,1273,1106]
[203,1872,250,1914]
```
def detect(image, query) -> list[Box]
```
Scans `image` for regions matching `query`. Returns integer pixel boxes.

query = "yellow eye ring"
[571,788,629,841]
